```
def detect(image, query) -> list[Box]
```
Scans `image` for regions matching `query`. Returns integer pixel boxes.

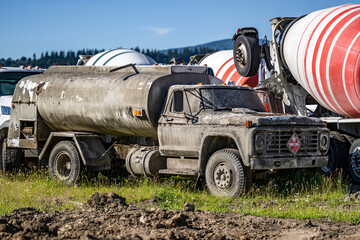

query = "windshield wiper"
[213,107,232,111]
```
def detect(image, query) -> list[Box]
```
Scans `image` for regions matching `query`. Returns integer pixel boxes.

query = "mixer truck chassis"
[232,3,360,183]
[5,65,329,196]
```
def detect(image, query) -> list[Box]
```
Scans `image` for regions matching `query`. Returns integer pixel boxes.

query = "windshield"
[0,72,41,96]
[198,88,266,112]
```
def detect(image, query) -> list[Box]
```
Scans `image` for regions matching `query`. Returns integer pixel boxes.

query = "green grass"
[0,169,359,223]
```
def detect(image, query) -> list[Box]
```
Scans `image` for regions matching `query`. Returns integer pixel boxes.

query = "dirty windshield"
[0,72,39,96]
[199,88,266,112]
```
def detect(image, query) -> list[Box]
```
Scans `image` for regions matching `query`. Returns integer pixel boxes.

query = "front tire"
[205,149,251,197]
[48,141,81,184]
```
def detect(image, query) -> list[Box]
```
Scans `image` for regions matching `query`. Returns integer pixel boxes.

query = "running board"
[158,169,198,176]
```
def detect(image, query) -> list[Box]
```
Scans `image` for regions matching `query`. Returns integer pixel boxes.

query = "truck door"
[158,89,202,157]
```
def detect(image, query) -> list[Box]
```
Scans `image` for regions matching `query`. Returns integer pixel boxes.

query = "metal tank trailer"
[4,64,329,197]
[232,4,360,182]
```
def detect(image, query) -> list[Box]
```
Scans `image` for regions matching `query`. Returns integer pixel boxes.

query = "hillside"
[0,39,234,68]
[160,39,233,54]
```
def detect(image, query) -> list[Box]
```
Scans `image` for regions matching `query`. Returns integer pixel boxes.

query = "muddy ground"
[0,192,359,240]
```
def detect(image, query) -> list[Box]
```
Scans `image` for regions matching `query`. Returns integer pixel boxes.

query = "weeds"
[0,169,359,223]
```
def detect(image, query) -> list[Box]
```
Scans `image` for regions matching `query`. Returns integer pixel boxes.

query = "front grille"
[265,130,319,156]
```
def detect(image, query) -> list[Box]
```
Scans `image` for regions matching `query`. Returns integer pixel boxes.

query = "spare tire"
[233,35,260,77]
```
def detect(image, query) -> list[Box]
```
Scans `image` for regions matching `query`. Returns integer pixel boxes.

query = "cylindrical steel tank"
[199,50,258,88]
[85,49,157,67]
[282,4,360,117]
[14,65,222,137]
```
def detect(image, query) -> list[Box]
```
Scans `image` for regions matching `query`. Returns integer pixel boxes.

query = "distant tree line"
[0,47,216,68]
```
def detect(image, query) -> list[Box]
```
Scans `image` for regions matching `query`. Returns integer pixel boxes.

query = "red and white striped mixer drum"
[282,4,360,117]
[199,50,258,88]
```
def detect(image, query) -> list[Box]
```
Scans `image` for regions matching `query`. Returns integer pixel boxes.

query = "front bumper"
[250,156,328,170]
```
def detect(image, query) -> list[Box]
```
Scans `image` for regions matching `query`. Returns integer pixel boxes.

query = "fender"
[198,131,248,175]
[232,27,259,41]
[39,131,111,171]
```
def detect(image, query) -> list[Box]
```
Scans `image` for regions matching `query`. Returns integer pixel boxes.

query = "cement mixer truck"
[4,64,329,196]
[232,3,360,182]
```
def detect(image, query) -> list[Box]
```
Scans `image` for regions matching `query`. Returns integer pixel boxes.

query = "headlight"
[319,132,329,152]
[320,135,327,146]
[255,133,266,153]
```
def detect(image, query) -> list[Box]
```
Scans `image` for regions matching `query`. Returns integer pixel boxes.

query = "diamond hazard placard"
[287,133,301,155]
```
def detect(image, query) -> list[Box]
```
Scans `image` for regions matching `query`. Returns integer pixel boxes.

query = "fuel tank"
[282,4,360,117]
[199,50,258,88]
[10,65,222,138]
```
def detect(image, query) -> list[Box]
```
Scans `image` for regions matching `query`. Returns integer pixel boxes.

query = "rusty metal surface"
[158,169,198,176]
[7,65,330,176]
[157,85,329,173]
[8,65,222,147]
[250,156,328,170]
[113,144,132,160]
[38,132,100,160]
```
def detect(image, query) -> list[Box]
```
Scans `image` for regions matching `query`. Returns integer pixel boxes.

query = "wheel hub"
[214,164,233,189]
[350,150,360,178]
[65,162,72,171]
[235,44,247,68]
[55,152,72,179]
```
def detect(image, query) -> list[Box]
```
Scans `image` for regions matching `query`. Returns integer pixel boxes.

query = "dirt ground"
[0,192,359,240]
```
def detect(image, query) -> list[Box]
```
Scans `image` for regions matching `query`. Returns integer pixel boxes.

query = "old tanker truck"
[5,64,329,196]
[231,4,360,182]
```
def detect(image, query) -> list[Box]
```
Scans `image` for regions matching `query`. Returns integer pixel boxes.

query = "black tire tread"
[349,138,360,184]
[49,140,81,184]
[205,148,251,197]
[233,35,260,77]
[320,131,347,175]
[2,138,20,173]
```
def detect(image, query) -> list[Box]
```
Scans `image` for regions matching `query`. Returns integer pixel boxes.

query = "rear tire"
[233,35,260,77]
[1,138,20,173]
[205,148,252,197]
[349,139,360,184]
[320,132,347,175]
[48,141,81,184]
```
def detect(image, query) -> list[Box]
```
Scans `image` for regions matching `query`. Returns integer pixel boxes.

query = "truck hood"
[199,109,324,126]
[0,95,13,106]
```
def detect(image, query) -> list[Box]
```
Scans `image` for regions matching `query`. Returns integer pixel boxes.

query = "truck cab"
[158,85,329,196]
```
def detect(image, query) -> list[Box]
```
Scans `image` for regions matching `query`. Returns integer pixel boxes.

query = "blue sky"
[0,0,353,59]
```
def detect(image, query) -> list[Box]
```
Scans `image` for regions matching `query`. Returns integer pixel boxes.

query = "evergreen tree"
[0,46,216,68]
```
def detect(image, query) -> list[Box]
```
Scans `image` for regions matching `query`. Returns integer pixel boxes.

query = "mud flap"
[74,137,111,172]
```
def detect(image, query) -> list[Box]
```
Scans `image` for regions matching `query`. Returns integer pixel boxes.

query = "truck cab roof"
[169,84,254,91]
[0,66,45,74]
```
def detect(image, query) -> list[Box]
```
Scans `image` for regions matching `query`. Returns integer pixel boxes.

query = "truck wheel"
[48,141,81,184]
[233,35,260,77]
[320,132,347,175]
[205,149,252,197]
[1,138,20,173]
[349,139,360,184]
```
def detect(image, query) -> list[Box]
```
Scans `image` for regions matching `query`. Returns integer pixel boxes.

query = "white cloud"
[143,27,174,36]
